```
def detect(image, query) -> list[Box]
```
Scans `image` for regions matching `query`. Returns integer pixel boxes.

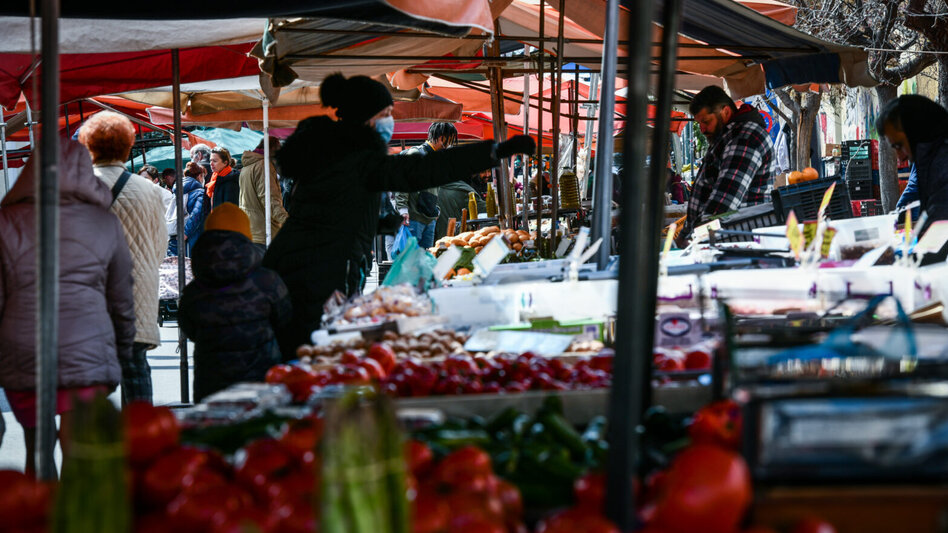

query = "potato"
[484,225,500,234]
[296,345,313,357]
[475,246,483,254]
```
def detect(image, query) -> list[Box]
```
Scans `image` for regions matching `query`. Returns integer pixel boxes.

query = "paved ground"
[0,262,382,472]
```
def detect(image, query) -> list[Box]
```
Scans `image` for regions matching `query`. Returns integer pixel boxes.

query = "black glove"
[494,135,537,159]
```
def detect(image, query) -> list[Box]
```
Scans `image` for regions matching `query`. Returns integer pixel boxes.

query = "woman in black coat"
[263,73,535,350]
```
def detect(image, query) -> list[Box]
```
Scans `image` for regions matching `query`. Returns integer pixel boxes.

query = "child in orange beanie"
[179,203,292,401]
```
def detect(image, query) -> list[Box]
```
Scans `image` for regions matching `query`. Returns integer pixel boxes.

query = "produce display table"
[396,385,711,424]
[753,485,948,533]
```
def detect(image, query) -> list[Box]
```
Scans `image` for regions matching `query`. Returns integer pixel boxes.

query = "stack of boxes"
[841,139,878,201]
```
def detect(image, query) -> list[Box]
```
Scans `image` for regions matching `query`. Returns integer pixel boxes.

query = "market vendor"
[263,73,536,353]
[680,86,776,243]
[877,95,948,223]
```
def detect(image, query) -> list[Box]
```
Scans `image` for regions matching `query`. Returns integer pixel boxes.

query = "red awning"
[0,43,260,110]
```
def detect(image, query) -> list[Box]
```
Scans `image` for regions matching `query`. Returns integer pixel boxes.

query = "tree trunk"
[795,91,822,170]
[875,84,900,211]
[938,57,948,108]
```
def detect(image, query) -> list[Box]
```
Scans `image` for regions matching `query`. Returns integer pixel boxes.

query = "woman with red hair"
[78,111,167,404]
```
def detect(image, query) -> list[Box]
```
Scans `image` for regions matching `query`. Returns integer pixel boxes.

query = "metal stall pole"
[638,0,682,412]
[573,64,580,170]
[263,99,272,245]
[535,0,545,243]
[591,0,620,270]
[604,0,653,529]
[549,0,566,247]
[1,106,9,195]
[36,0,60,481]
[26,100,36,148]
[522,45,531,231]
[171,49,190,404]
[488,37,511,230]
[582,73,600,199]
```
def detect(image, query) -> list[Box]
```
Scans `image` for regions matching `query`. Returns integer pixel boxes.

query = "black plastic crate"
[843,157,872,181]
[842,139,876,161]
[848,176,874,200]
[715,203,783,242]
[772,177,853,223]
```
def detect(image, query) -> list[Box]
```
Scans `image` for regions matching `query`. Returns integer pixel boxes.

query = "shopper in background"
[207,146,239,209]
[396,122,458,248]
[79,111,166,404]
[168,161,209,257]
[436,179,485,241]
[877,95,948,222]
[161,168,176,190]
[139,164,159,183]
[681,85,775,243]
[190,143,213,179]
[0,139,135,473]
[264,72,536,352]
[179,204,292,402]
[239,136,288,253]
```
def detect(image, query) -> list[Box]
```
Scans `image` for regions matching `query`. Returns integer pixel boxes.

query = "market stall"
[3,1,948,533]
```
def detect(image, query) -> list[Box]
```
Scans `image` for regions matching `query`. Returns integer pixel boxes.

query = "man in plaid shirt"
[684,86,776,241]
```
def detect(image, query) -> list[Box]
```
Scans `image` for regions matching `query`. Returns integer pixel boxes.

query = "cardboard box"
[774,172,788,188]
[825,143,841,157]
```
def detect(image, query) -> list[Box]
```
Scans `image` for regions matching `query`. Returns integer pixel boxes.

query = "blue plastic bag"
[391,225,412,259]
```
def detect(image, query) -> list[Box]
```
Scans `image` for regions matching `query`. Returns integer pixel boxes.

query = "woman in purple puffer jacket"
[0,139,135,473]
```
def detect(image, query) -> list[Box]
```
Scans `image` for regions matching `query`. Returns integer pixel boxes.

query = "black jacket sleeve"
[364,141,498,192]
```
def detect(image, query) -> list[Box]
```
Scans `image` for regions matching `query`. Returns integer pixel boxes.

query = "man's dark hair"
[428,122,458,145]
[689,85,737,116]
[161,168,175,178]
[876,94,948,158]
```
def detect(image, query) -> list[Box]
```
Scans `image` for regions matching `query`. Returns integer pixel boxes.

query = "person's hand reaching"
[495,135,537,159]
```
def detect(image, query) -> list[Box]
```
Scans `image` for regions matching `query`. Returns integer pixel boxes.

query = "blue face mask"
[374,116,395,144]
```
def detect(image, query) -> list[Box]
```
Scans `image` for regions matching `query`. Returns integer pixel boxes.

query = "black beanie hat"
[320,73,394,125]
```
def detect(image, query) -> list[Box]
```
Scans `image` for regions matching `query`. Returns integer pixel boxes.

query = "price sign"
[692,219,722,243]
[818,182,836,220]
[433,245,463,281]
[786,210,802,259]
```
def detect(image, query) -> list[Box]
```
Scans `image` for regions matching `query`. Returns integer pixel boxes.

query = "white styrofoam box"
[752,224,789,250]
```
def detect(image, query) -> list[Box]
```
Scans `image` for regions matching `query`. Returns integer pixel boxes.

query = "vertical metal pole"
[535,0,546,239]
[550,0,566,246]
[1,106,9,195]
[36,0,60,481]
[640,0,682,413]
[488,37,511,230]
[604,0,657,529]
[263,99,272,246]
[573,64,580,170]
[172,49,190,404]
[138,123,147,166]
[522,45,531,231]
[26,101,35,148]
[591,0,620,269]
[583,73,600,199]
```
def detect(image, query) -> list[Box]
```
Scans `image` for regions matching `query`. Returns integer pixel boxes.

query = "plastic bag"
[383,235,437,288]
[391,225,412,259]
[765,294,917,379]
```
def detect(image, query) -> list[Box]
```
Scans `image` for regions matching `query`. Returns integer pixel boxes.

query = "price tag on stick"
[818,182,836,220]
[786,210,802,260]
